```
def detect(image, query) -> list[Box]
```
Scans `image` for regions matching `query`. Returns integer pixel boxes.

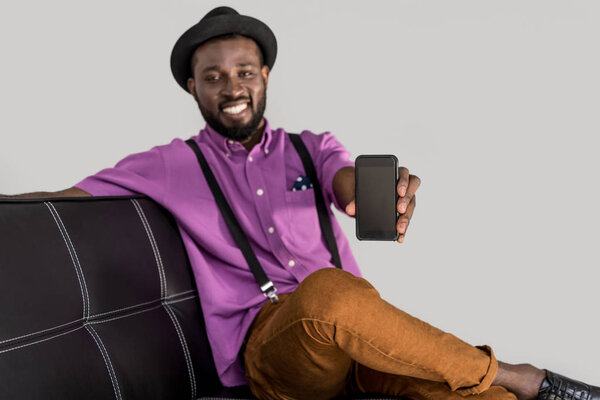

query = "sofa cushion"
[0,196,223,399]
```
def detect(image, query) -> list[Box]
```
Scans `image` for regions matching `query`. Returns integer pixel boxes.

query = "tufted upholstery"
[0,196,402,399]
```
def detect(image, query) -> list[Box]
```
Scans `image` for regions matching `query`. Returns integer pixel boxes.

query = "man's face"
[187,36,270,143]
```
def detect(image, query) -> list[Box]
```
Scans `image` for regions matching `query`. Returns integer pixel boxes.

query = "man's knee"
[298,267,375,296]
[292,268,380,319]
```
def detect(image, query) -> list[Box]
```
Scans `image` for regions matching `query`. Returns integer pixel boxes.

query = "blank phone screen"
[356,157,397,240]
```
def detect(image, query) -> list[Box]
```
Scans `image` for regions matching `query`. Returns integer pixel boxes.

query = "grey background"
[1,0,599,383]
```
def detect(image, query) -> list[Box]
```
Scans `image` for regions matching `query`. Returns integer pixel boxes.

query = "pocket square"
[291,175,313,191]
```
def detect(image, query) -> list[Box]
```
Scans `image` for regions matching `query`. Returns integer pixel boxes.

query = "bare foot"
[493,361,546,400]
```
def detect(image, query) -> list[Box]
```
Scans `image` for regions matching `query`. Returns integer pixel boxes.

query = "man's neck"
[238,120,265,152]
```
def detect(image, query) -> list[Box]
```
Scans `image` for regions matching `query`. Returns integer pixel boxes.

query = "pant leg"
[243,268,502,400]
[348,363,517,400]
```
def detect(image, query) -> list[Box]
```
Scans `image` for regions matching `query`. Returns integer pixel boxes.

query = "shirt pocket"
[284,189,321,244]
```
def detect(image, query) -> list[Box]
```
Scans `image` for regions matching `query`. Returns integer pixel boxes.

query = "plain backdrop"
[1,0,599,384]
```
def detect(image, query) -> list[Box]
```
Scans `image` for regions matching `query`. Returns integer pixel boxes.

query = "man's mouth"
[221,102,249,116]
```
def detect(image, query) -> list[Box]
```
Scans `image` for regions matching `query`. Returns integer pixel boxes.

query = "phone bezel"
[354,154,399,241]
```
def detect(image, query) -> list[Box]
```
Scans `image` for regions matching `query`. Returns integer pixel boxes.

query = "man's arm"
[332,166,356,212]
[0,187,91,199]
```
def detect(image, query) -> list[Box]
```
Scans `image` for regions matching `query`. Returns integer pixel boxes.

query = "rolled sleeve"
[301,130,355,213]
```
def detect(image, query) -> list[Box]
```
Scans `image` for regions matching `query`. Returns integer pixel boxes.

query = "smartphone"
[355,155,399,241]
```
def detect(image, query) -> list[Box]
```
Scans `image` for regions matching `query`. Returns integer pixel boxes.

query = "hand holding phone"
[355,155,399,241]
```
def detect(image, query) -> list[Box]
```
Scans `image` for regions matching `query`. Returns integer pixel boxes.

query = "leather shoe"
[538,369,600,399]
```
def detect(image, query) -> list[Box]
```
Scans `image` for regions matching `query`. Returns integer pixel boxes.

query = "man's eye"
[205,75,220,82]
[240,71,253,78]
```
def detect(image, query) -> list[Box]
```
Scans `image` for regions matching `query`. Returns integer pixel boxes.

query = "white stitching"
[0,295,198,352]
[89,290,197,318]
[165,289,195,298]
[85,326,118,399]
[164,303,197,399]
[45,202,87,319]
[165,289,196,299]
[139,200,168,295]
[48,202,90,319]
[48,202,90,316]
[161,294,197,305]
[0,319,81,345]
[0,326,84,355]
[87,295,197,326]
[88,304,164,325]
[86,325,122,400]
[88,326,123,400]
[0,291,196,345]
[132,199,168,297]
[131,199,167,298]
[131,199,162,296]
[89,298,162,319]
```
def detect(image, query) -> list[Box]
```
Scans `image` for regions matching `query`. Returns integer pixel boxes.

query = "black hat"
[170,6,277,92]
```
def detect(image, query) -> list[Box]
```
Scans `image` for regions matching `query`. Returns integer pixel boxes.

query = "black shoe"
[538,369,600,400]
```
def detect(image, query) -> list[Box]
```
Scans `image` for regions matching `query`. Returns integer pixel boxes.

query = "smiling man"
[2,6,599,400]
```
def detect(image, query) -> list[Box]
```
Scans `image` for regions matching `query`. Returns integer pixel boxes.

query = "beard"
[198,91,267,143]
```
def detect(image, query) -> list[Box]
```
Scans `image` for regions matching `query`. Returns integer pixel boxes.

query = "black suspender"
[185,133,342,304]
[185,138,277,302]
[288,134,342,270]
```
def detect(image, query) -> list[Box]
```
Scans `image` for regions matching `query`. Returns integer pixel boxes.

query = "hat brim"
[170,14,277,92]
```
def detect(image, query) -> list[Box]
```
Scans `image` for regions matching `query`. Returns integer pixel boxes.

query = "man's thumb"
[345,199,356,216]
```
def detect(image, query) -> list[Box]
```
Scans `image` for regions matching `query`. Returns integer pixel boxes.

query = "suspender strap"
[185,138,279,303]
[288,133,343,269]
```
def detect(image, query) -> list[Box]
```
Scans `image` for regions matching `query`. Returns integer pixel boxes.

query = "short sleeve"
[74,146,167,201]
[301,131,355,213]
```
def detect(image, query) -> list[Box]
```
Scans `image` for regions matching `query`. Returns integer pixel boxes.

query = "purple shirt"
[75,120,360,386]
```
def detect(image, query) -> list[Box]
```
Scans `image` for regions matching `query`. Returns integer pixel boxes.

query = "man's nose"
[222,76,244,98]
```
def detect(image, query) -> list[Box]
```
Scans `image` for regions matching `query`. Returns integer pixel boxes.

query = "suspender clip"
[261,281,279,304]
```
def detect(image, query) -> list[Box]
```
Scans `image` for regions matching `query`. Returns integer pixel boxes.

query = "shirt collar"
[203,119,273,155]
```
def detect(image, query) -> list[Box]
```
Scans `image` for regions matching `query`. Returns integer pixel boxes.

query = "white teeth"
[222,103,248,115]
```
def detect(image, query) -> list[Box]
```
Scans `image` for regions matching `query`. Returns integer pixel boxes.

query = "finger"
[396,196,416,242]
[406,174,422,197]
[397,175,421,214]
[396,208,412,235]
[402,195,416,222]
[345,199,356,216]
[397,167,410,197]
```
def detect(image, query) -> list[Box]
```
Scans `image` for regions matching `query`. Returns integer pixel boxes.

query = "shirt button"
[256,188,264,196]
[268,226,274,234]
[265,148,269,154]
[225,153,230,158]
[248,156,253,162]
[228,140,234,144]
[288,260,295,267]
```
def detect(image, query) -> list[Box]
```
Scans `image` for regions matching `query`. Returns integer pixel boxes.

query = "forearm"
[0,192,53,199]
[0,187,91,199]
[332,166,355,214]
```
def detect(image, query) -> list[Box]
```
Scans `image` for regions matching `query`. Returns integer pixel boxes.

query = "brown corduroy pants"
[243,268,517,400]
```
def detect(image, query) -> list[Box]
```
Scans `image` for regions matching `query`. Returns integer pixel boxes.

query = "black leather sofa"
[0,196,402,399]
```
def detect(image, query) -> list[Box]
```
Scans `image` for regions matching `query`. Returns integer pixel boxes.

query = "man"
[1,6,598,400]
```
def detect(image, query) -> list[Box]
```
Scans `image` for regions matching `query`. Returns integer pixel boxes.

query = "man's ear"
[261,65,270,89]
[187,77,196,96]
